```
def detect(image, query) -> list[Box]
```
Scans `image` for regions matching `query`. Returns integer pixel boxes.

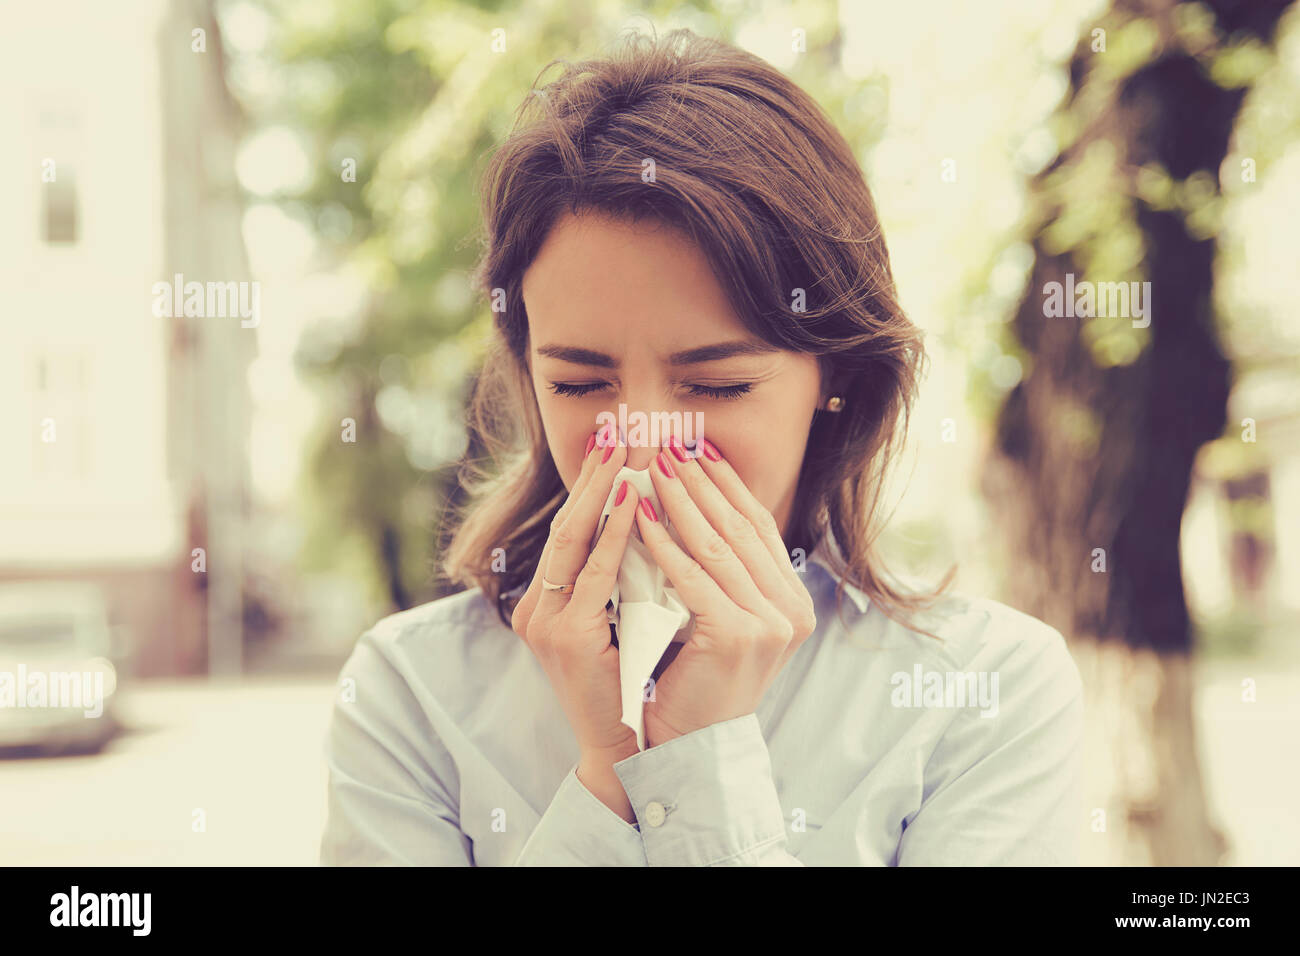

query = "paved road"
[0,676,337,866]
[1195,661,1300,866]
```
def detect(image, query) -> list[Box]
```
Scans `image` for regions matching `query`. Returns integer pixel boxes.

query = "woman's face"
[521,210,825,539]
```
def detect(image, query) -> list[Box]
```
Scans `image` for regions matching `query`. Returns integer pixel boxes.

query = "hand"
[511,427,642,765]
[634,436,818,748]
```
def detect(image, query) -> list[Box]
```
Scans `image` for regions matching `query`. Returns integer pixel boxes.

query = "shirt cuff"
[513,765,647,866]
[611,713,788,866]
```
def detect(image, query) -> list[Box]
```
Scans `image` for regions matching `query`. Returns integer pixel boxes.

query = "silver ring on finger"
[542,577,576,595]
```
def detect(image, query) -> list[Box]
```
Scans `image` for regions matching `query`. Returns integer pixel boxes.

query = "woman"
[319,28,1083,866]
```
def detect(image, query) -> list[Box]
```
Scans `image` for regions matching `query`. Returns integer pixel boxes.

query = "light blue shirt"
[319,535,1084,865]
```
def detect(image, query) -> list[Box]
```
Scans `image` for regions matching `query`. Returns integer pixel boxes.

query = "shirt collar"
[806,526,871,615]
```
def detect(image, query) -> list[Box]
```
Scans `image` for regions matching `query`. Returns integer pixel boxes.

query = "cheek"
[553,427,586,492]
[721,450,779,512]
[541,400,602,492]
[702,381,814,508]
[534,392,570,485]
[700,428,799,515]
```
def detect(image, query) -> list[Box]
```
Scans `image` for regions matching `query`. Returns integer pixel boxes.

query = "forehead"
[521,210,751,344]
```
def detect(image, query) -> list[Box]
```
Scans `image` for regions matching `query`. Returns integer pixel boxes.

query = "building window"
[33,350,91,480]
[36,101,83,245]
[43,168,78,244]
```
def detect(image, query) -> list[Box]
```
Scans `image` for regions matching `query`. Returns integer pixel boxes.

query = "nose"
[623,438,660,473]
[601,403,677,473]
[599,373,688,471]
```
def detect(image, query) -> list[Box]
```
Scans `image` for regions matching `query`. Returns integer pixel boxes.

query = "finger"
[662,435,795,607]
[693,436,806,594]
[537,431,628,619]
[513,428,607,633]
[649,445,769,615]
[569,479,639,630]
[670,435,816,648]
[633,492,746,624]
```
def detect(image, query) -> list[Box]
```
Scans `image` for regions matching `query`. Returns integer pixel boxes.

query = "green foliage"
[1193,603,1265,658]
[966,4,1300,415]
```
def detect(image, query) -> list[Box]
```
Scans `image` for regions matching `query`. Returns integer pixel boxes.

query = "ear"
[816,355,840,405]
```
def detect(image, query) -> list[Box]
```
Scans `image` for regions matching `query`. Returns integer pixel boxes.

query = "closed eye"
[687,383,752,400]
[547,382,753,400]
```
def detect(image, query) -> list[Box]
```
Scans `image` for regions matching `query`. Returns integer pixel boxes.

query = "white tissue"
[591,465,694,751]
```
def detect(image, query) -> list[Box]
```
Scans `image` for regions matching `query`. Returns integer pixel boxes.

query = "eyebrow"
[534,340,780,368]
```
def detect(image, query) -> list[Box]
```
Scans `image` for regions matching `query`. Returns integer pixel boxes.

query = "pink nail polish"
[668,435,689,463]
[701,438,722,462]
[640,499,658,523]
[601,442,615,464]
[615,480,629,506]
[657,451,675,479]
[585,432,596,456]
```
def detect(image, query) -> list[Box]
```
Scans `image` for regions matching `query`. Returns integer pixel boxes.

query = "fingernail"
[615,480,629,506]
[701,438,722,462]
[668,435,689,463]
[585,432,596,456]
[657,451,675,479]
[602,441,615,464]
[640,499,658,523]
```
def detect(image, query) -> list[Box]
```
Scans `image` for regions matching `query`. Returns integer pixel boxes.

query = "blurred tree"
[980,0,1295,864]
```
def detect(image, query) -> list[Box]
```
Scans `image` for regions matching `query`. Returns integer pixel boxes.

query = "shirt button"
[644,801,667,827]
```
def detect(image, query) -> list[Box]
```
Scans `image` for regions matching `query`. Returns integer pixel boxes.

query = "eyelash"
[547,382,753,401]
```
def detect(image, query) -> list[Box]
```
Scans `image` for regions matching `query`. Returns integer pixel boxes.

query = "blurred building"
[1,0,254,676]
[1184,364,1300,625]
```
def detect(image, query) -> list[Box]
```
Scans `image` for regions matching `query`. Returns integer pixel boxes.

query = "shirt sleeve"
[319,629,475,866]
[610,713,804,866]
[895,622,1085,865]
[512,767,647,866]
[321,627,649,866]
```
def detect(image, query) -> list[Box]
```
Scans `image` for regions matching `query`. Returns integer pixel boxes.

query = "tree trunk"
[982,0,1294,865]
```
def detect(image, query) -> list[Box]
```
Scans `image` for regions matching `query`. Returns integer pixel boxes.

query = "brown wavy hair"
[439,27,950,633]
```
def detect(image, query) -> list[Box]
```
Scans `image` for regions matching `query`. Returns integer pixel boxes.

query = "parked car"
[0,582,125,755]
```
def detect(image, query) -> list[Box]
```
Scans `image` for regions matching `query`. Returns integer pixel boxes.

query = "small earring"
[824,395,844,412]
